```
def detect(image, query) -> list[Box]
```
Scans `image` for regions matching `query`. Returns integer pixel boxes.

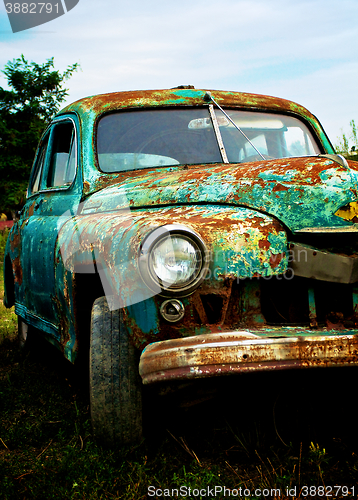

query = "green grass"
[0,228,17,343]
[1,257,358,499]
[0,227,9,263]
[0,266,17,343]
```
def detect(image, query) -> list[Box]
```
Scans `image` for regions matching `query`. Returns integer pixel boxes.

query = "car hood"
[82,156,358,232]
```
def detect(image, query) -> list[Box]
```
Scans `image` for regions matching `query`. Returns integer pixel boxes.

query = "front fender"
[55,204,288,349]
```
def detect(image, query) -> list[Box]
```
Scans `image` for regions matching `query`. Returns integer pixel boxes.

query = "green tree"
[335,119,358,157]
[0,55,79,213]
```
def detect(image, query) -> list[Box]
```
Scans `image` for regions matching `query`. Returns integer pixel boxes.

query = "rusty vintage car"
[4,87,358,445]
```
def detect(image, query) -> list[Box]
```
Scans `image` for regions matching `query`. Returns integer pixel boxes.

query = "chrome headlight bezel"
[139,224,208,297]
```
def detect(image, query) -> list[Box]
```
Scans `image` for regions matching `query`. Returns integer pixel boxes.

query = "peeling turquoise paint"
[80,158,358,232]
[4,87,358,366]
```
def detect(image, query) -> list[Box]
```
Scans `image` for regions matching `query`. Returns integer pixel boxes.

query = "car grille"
[260,276,356,328]
[155,232,358,336]
[197,276,358,330]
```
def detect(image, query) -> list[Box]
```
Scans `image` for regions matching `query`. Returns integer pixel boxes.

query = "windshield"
[97,108,320,173]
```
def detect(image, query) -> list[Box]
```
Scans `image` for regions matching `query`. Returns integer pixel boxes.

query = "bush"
[0,228,9,263]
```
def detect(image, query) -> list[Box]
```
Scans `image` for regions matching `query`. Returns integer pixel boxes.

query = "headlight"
[139,225,208,297]
[151,235,201,287]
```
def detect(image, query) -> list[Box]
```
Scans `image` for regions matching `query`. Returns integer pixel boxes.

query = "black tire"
[17,316,38,350]
[89,296,143,447]
[18,316,29,349]
[17,317,51,357]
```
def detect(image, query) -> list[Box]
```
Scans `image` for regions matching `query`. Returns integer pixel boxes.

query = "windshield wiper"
[204,91,267,161]
[208,103,229,163]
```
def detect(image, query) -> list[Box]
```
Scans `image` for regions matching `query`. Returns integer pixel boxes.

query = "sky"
[0,0,357,147]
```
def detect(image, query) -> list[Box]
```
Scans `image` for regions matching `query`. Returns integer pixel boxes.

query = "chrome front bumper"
[139,331,358,385]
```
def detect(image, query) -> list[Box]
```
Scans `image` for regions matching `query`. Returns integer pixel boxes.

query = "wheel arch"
[71,269,105,364]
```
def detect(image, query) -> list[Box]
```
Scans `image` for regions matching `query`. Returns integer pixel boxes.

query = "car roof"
[59,87,317,122]
[57,88,334,153]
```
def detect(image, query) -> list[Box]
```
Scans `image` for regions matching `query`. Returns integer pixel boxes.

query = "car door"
[15,115,83,339]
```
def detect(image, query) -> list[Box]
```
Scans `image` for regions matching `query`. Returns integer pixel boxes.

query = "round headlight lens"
[139,225,208,296]
[150,235,202,288]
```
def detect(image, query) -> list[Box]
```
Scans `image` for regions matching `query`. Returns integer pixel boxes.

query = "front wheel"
[89,297,143,447]
[17,316,40,350]
[18,317,29,349]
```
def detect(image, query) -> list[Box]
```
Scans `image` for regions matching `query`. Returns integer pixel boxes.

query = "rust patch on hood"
[81,156,357,232]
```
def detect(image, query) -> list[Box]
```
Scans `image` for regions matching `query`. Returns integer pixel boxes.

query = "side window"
[28,119,77,196]
[30,135,49,194]
[47,121,77,188]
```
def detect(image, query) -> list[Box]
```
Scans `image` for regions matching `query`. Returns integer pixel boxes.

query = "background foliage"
[335,119,358,159]
[0,55,79,213]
